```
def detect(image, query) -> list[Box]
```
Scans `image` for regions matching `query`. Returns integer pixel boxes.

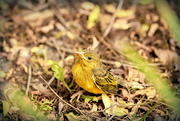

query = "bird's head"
[75,49,101,69]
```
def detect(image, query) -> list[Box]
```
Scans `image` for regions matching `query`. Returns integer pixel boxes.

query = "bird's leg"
[70,90,85,103]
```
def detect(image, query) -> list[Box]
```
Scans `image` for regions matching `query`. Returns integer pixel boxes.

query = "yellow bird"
[72,49,118,94]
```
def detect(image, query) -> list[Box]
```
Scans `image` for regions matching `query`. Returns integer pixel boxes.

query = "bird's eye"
[88,57,92,60]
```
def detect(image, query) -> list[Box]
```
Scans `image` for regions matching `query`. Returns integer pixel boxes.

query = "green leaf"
[31,46,47,59]
[140,0,154,5]
[47,60,71,93]
[82,95,98,103]
[47,60,64,81]
[65,112,90,121]
[40,100,52,111]
[2,100,10,116]
[43,100,51,104]
[87,5,100,29]
[0,71,6,77]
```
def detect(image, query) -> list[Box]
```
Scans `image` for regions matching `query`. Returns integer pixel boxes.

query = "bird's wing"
[92,65,118,94]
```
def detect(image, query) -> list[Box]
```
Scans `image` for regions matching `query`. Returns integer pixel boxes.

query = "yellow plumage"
[72,49,118,94]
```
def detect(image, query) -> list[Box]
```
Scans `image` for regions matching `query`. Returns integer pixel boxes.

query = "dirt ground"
[0,0,180,120]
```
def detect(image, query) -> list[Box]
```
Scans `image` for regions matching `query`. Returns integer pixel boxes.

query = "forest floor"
[0,0,180,120]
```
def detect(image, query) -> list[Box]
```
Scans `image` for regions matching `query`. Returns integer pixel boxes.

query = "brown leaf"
[11,15,24,25]
[36,20,55,34]
[31,83,53,96]
[23,9,54,22]
[122,88,129,97]
[154,49,178,65]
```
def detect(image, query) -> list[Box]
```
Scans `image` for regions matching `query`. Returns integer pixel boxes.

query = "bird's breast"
[72,62,103,94]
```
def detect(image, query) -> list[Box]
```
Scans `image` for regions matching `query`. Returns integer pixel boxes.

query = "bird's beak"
[75,51,87,60]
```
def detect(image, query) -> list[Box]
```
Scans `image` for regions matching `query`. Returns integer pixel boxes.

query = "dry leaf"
[36,20,55,33]
[23,9,54,21]
[16,49,30,65]
[128,68,146,84]
[81,1,95,10]
[122,89,129,97]
[8,106,20,115]
[104,4,116,13]
[102,93,129,116]
[32,83,53,96]
[58,102,64,114]
[65,112,91,121]
[89,36,99,50]
[113,19,131,30]
[87,5,100,29]
[116,9,134,18]
[90,104,97,112]
[154,49,178,65]
[47,114,56,120]
[145,87,157,99]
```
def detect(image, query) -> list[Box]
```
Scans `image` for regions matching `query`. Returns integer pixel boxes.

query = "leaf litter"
[0,0,180,120]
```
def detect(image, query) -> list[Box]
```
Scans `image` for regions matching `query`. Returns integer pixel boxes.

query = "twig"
[103,0,124,37]
[30,63,86,117]
[26,65,32,95]
[53,5,89,46]
[46,41,75,54]
[89,115,107,121]
[51,38,66,64]
[107,113,117,121]
[96,31,119,57]
[19,3,50,16]
[45,75,55,88]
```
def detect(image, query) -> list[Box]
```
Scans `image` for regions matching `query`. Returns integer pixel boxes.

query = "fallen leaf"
[65,112,91,121]
[155,109,166,116]
[90,104,97,112]
[81,1,95,10]
[128,68,146,84]
[87,5,100,29]
[3,41,10,52]
[82,94,98,103]
[36,20,55,33]
[145,87,157,99]
[154,49,178,65]
[0,71,6,78]
[2,100,10,116]
[16,49,30,65]
[32,83,53,96]
[23,9,54,21]
[113,104,129,116]
[104,4,116,13]
[89,36,99,50]
[116,9,134,18]
[58,102,64,114]
[11,15,24,25]
[141,23,149,32]
[121,88,129,97]
[65,55,74,61]
[102,93,111,112]
[113,19,131,30]
[66,31,76,40]
[102,93,129,116]
[6,68,14,79]
[8,106,20,115]
[47,114,56,120]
